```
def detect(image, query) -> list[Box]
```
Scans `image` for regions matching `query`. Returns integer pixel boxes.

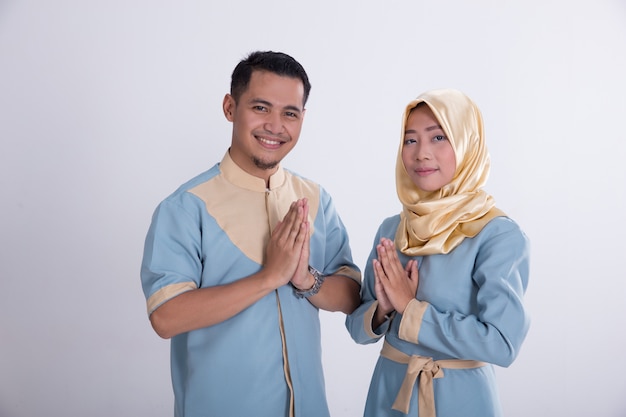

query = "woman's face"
[401,105,456,192]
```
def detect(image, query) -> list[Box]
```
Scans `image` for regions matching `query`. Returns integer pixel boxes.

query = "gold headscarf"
[395,89,505,256]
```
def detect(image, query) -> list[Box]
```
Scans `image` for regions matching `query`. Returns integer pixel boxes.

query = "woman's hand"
[374,259,394,316]
[374,238,418,314]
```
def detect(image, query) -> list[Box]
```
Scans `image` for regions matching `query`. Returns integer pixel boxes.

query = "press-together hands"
[264,198,313,291]
[372,237,419,329]
[150,198,358,339]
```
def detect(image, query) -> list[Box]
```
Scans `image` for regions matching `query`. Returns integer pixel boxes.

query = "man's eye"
[285,112,298,118]
[253,106,267,112]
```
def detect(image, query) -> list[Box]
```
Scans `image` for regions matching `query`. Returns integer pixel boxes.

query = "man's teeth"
[259,137,280,145]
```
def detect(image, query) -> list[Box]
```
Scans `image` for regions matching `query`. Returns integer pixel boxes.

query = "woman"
[346,89,530,417]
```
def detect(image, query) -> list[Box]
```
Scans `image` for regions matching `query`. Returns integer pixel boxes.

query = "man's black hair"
[230,51,311,106]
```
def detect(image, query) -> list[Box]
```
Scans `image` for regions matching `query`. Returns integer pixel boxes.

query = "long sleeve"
[347,215,530,367]
[345,217,397,344]
[398,217,530,366]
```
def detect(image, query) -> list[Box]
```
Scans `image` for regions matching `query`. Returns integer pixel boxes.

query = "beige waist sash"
[380,340,486,417]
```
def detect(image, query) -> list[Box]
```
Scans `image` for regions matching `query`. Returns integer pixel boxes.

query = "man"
[141,51,361,417]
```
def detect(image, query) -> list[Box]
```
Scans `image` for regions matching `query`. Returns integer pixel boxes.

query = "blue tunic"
[141,153,360,417]
[346,214,529,417]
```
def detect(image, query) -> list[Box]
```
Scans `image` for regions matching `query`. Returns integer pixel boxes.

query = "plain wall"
[1,1,625,416]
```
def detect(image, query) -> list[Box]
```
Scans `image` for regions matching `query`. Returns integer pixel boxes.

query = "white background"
[1,1,625,416]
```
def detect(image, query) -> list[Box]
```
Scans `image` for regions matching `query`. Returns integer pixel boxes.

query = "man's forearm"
[149,271,277,339]
[308,275,361,314]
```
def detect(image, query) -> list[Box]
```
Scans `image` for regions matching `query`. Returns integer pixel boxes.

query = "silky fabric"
[395,89,505,256]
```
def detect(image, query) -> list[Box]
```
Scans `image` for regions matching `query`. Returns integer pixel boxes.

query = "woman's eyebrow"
[404,124,443,134]
[425,124,443,132]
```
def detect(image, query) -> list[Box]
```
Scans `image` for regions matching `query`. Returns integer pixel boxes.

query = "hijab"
[395,89,505,256]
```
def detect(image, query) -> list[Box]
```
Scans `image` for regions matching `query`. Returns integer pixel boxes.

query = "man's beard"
[253,157,279,171]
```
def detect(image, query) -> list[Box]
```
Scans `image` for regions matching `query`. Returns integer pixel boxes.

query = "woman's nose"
[416,143,432,160]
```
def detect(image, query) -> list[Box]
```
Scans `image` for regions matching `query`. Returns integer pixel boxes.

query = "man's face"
[224,70,305,181]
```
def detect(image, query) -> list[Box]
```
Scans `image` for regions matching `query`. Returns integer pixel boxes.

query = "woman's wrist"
[375,306,394,322]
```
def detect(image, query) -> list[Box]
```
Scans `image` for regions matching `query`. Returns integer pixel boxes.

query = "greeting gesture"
[373,238,418,316]
[264,199,309,289]
[289,199,314,290]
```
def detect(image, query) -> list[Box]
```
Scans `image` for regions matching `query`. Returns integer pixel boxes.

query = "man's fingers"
[272,200,307,247]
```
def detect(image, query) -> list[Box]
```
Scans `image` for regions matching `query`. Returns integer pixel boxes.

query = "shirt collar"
[220,150,286,192]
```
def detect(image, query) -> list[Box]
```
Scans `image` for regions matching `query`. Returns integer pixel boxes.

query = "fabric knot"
[380,341,486,417]
[393,355,443,417]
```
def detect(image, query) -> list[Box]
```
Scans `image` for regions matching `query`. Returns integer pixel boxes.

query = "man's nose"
[264,112,284,134]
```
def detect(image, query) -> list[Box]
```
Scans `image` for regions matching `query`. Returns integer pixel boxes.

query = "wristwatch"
[293,265,326,298]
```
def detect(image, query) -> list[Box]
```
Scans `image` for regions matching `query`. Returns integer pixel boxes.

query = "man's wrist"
[293,266,325,298]
[292,272,316,291]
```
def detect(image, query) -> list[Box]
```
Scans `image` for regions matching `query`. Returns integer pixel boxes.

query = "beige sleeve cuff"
[333,265,362,284]
[398,298,429,343]
[364,300,383,338]
[146,282,197,315]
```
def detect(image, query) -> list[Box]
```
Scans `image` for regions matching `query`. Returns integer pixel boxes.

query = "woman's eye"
[434,135,447,142]
[404,138,416,145]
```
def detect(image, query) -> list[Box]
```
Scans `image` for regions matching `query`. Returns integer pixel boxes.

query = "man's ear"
[223,94,235,121]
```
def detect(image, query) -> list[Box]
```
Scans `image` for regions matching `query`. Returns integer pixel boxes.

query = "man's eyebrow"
[249,98,302,113]
[249,98,272,107]
[283,105,303,113]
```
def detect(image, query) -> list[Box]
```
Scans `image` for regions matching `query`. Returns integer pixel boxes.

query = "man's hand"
[290,199,315,291]
[263,199,309,289]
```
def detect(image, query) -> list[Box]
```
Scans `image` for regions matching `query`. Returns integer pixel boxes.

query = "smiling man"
[140,51,361,417]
